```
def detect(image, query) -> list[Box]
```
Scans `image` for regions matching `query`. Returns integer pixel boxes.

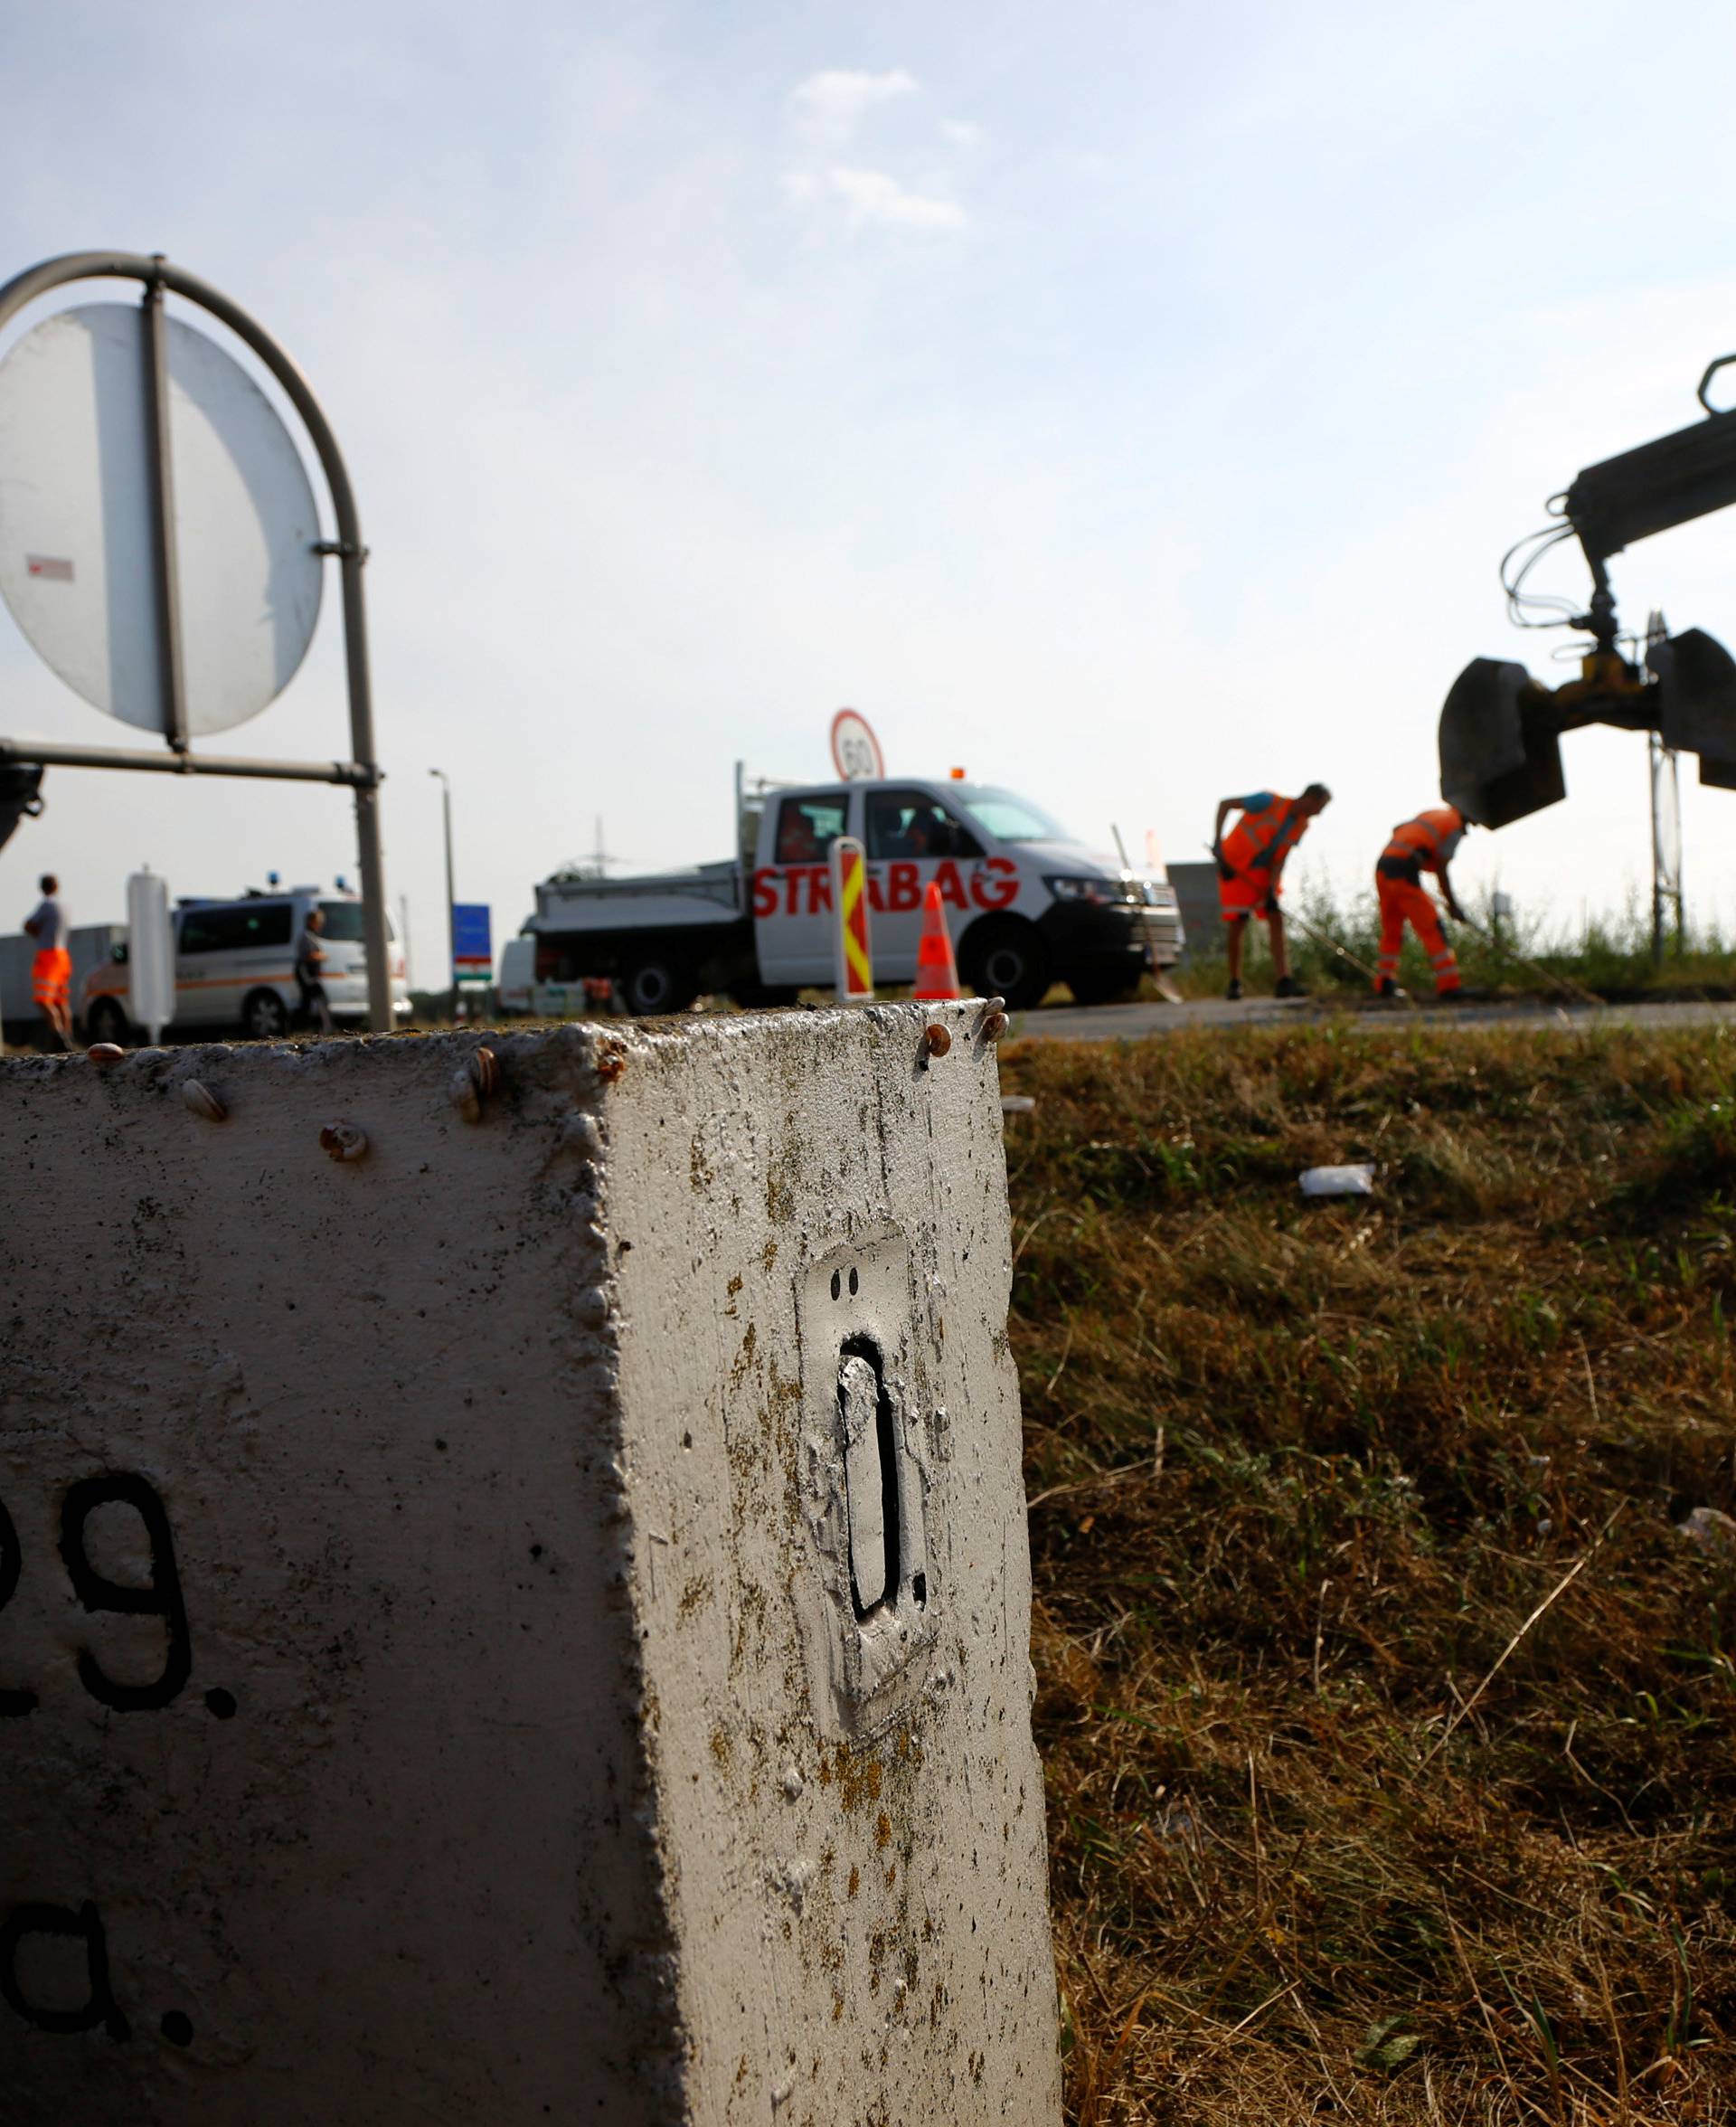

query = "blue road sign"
[451,902,492,979]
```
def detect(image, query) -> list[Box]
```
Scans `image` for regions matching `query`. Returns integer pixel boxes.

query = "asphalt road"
[1008,992,1736,1041]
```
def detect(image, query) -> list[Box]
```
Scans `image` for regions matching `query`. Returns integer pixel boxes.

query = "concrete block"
[0,1006,1060,2125]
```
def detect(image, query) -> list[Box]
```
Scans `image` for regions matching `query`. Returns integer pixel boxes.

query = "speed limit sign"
[829,707,885,781]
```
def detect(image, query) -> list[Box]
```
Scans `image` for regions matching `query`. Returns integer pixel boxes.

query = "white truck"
[531,775,1184,1015]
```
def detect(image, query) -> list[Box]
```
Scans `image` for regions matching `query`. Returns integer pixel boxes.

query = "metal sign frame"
[0,250,392,1032]
[1646,610,1684,967]
[1649,732,1684,964]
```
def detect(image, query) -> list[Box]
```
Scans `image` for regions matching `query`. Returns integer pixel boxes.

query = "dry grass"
[1003,1024,1736,2124]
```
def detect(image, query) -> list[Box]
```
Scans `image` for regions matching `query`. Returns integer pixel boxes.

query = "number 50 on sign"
[831,837,873,1003]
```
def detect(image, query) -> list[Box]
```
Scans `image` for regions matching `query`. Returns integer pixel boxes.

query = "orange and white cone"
[912,881,960,1000]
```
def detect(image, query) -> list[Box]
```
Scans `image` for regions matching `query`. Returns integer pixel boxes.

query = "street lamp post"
[429,767,456,1019]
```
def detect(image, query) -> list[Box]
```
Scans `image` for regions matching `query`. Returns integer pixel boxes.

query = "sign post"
[124,869,174,1045]
[0,250,392,1031]
[831,837,873,1003]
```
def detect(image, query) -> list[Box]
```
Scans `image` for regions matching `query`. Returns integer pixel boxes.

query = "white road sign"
[0,302,323,737]
[829,706,885,781]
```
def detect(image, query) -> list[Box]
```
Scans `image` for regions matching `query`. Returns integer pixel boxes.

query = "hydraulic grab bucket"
[1647,627,1736,788]
[1438,354,1736,827]
[1438,659,1563,828]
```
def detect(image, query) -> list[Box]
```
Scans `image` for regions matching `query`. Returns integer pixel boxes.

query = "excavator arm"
[1440,356,1736,825]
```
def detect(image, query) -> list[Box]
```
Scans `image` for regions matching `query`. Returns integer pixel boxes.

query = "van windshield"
[318,900,396,942]
[951,786,1073,843]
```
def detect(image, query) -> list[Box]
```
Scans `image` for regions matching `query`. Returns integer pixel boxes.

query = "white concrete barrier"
[0,1007,1060,2124]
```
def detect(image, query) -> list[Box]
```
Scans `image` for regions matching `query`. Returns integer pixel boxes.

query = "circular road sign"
[830,706,884,781]
[0,301,324,737]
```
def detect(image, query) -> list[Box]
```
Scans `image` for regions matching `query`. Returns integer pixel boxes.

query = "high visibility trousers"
[1375,874,1459,993]
[31,946,71,1015]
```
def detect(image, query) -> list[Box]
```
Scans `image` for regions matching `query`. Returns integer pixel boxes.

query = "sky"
[4,0,1736,983]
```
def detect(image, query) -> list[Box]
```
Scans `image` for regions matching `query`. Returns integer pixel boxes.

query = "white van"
[495,932,536,1016]
[80,888,410,1043]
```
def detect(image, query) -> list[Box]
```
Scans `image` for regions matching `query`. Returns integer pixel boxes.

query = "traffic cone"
[912,881,960,1000]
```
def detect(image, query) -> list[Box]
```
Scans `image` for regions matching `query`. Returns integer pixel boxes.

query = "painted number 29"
[0,1473,192,1715]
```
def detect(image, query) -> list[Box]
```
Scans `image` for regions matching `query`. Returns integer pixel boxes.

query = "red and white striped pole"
[831,836,873,1002]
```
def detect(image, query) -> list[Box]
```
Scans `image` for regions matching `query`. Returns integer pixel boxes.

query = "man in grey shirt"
[294,907,334,1035]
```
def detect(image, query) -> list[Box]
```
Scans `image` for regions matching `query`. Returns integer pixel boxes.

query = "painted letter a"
[0,1901,129,2040]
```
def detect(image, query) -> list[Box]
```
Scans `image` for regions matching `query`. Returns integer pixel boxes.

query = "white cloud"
[939,118,984,148]
[827,165,967,231]
[788,68,918,147]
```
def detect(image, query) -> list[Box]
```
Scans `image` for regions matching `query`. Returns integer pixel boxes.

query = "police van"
[80,886,410,1042]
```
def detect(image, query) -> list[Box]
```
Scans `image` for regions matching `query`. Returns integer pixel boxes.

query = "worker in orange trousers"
[1212,783,1332,1000]
[1375,805,1471,997]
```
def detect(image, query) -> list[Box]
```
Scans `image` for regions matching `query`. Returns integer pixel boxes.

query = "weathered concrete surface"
[0,1007,1060,2126]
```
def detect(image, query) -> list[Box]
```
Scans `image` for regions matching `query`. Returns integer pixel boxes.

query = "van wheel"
[242,988,290,1040]
[85,997,130,1046]
[619,953,699,1017]
[960,919,1051,1011]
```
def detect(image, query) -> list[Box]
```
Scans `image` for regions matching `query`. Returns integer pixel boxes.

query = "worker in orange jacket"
[1375,805,1470,997]
[1212,784,1332,999]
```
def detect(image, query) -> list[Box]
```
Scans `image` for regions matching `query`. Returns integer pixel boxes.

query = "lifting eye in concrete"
[837,1346,899,1621]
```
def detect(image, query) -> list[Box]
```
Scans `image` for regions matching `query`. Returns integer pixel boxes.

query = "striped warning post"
[831,835,873,1001]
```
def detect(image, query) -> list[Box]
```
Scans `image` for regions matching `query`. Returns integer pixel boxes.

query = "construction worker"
[23,872,72,1049]
[1212,784,1332,1000]
[1375,805,1470,998]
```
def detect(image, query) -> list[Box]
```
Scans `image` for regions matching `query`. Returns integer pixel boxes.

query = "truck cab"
[749,779,1179,1007]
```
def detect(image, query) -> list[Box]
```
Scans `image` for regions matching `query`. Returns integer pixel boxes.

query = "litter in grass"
[1675,1504,1736,1556]
[1298,1162,1375,1196]
[1002,1093,1038,1114]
